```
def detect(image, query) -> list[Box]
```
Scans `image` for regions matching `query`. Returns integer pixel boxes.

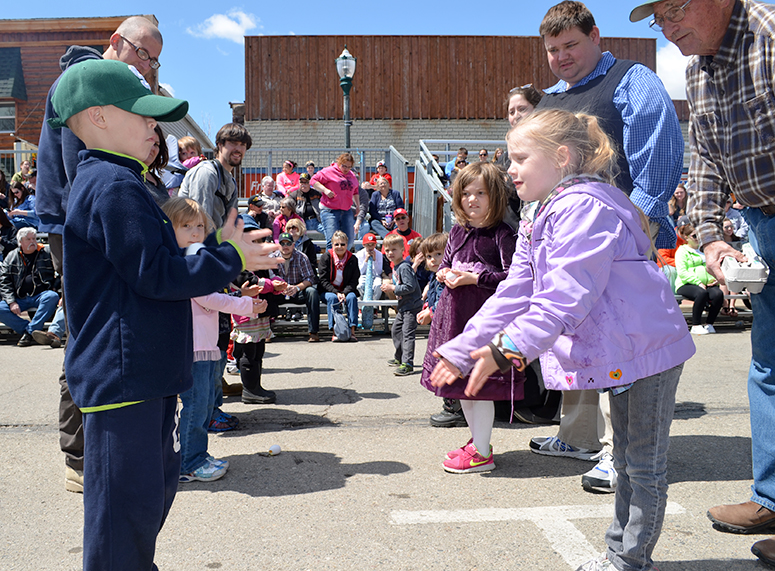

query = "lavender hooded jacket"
[436,178,695,391]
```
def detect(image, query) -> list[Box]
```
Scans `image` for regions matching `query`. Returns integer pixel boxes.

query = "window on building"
[0,103,15,133]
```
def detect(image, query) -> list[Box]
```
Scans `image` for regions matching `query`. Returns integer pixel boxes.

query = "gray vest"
[537,58,637,194]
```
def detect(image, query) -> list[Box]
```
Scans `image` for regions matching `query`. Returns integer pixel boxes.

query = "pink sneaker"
[446,439,493,460]
[442,442,495,473]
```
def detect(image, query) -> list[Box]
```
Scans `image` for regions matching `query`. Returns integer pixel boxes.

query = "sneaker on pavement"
[582,451,617,493]
[446,439,494,461]
[207,455,230,470]
[691,324,709,335]
[386,358,402,367]
[179,458,227,483]
[529,435,598,461]
[65,465,84,494]
[215,410,239,427]
[430,409,468,428]
[705,323,717,334]
[208,417,236,433]
[443,442,495,474]
[575,552,612,571]
[394,363,414,376]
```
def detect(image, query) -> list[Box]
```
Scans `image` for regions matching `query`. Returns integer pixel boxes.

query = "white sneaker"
[575,552,612,570]
[529,435,598,461]
[705,323,716,334]
[581,451,617,493]
[179,457,228,483]
[691,325,709,335]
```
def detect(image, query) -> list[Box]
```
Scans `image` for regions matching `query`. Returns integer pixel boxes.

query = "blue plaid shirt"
[545,52,684,249]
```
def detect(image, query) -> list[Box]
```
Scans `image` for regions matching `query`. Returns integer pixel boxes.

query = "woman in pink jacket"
[311,152,360,249]
[431,110,695,571]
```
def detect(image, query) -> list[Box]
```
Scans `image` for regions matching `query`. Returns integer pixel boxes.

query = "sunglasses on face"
[395,215,408,221]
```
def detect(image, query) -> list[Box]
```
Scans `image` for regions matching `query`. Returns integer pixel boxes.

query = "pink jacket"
[191,292,254,353]
[276,171,300,196]
[311,164,359,211]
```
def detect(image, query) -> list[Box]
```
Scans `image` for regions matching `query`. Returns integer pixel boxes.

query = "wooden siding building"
[243,35,689,163]
[0,15,212,179]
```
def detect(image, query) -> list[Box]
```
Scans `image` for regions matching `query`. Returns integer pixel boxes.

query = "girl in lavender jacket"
[431,110,695,571]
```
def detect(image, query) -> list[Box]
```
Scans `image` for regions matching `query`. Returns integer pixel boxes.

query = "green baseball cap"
[630,0,660,22]
[48,59,188,129]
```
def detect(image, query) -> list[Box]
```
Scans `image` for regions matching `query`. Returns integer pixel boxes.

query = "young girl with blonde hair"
[431,109,695,571]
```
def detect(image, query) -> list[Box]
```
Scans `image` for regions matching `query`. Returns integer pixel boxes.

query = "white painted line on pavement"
[391,502,685,569]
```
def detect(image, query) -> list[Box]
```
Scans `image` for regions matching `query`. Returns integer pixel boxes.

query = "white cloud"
[186,10,260,45]
[656,42,691,100]
[159,82,175,97]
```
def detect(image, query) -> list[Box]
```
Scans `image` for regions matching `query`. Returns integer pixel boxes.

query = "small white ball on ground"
[269,444,281,456]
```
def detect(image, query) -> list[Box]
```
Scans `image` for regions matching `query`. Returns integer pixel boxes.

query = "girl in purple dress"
[420,161,522,474]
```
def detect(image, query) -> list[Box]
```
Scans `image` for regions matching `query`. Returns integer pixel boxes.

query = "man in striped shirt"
[631,0,775,566]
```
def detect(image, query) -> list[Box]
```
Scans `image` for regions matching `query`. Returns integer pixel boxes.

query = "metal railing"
[413,139,508,234]
[0,149,38,184]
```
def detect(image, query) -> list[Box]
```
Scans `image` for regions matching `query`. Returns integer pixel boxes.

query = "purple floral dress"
[420,221,525,401]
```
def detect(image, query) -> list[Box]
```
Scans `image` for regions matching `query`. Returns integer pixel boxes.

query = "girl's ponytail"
[576,113,618,185]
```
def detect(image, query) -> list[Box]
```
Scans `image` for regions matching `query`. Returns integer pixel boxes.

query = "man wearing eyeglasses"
[35,16,163,495]
[631,0,775,566]
[529,0,685,501]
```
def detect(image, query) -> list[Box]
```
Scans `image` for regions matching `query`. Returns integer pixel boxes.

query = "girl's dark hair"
[148,125,169,175]
[10,181,29,209]
[450,162,510,229]
[505,84,543,109]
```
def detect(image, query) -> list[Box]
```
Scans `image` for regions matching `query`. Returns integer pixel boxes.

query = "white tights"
[460,400,495,455]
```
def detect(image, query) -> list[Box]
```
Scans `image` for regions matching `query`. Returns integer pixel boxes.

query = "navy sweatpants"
[82,396,180,571]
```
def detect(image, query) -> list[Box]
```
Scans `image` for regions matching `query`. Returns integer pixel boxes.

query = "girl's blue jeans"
[179,360,218,474]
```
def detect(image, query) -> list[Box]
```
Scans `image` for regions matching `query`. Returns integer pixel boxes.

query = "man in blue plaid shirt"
[271,232,320,343]
[631,0,775,567]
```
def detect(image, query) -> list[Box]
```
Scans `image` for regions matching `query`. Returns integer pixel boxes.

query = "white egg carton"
[722,243,770,294]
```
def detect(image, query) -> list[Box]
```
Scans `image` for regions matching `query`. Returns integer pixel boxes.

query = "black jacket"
[0,244,58,304]
[318,250,359,296]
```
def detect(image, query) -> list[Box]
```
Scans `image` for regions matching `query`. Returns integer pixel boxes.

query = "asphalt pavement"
[0,322,765,571]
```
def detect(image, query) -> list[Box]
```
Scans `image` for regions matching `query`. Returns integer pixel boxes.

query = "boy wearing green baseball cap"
[49,58,279,570]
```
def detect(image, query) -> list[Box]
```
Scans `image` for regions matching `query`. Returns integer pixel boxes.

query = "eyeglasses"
[120,35,160,70]
[649,0,692,31]
[332,243,347,247]
[280,241,293,246]
[394,215,408,221]
[689,233,697,239]
[479,153,488,157]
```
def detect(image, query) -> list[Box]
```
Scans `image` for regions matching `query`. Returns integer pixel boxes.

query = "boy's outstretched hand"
[464,346,499,397]
[221,209,280,270]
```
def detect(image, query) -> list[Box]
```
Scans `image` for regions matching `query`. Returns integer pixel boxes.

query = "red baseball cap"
[362,233,378,245]
[393,208,408,217]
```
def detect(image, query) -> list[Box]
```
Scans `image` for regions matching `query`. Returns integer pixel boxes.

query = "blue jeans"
[49,305,66,339]
[211,350,228,422]
[743,207,775,510]
[0,290,59,334]
[605,364,683,571]
[356,219,371,240]
[323,291,358,329]
[304,218,323,234]
[180,360,218,474]
[320,207,355,250]
[286,287,320,333]
[370,219,392,238]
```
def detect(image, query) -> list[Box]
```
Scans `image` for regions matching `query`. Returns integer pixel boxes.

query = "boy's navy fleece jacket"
[392,259,423,313]
[64,150,246,411]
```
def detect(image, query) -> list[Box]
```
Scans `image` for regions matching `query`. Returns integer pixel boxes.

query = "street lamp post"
[335,46,356,149]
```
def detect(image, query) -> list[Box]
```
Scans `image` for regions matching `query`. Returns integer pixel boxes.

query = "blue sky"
[5,2,688,141]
